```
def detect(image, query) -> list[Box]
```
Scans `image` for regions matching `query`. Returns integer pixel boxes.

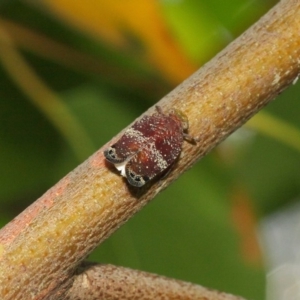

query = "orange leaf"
[42,0,198,83]
[230,186,262,266]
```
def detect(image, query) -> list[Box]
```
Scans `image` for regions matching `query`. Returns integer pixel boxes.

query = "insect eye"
[126,169,147,187]
[104,146,117,161]
[108,148,116,158]
[129,171,136,179]
[129,172,142,182]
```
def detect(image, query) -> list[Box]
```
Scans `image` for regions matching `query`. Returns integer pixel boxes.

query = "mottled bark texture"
[66,263,245,300]
[1,0,300,299]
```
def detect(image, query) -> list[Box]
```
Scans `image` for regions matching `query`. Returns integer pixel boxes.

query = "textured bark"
[1,0,300,299]
[66,263,245,300]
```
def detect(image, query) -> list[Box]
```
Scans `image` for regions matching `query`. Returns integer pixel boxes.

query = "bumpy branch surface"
[66,264,245,300]
[1,0,300,299]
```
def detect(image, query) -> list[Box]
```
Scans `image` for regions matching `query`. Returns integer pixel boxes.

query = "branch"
[66,263,245,300]
[1,0,300,299]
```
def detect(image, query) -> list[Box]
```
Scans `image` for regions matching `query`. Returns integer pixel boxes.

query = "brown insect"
[104,106,197,187]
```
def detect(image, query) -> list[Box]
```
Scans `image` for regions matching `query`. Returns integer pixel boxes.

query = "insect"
[104,106,197,187]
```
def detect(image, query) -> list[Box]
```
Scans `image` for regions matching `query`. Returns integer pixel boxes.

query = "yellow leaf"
[42,0,198,83]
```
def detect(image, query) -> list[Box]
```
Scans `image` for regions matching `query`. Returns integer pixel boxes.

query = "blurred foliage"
[1,0,300,299]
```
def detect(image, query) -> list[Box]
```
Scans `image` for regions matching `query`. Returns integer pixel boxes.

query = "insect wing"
[124,131,183,187]
[125,150,161,187]
[104,128,145,164]
[104,108,193,187]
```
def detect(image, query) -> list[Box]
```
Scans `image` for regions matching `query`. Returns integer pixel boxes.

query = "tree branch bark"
[66,263,245,300]
[1,0,300,299]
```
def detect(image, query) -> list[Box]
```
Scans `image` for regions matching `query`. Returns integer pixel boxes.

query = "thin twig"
[66,263,245,300]
[0,1,300,299]
[247,111,300,153]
